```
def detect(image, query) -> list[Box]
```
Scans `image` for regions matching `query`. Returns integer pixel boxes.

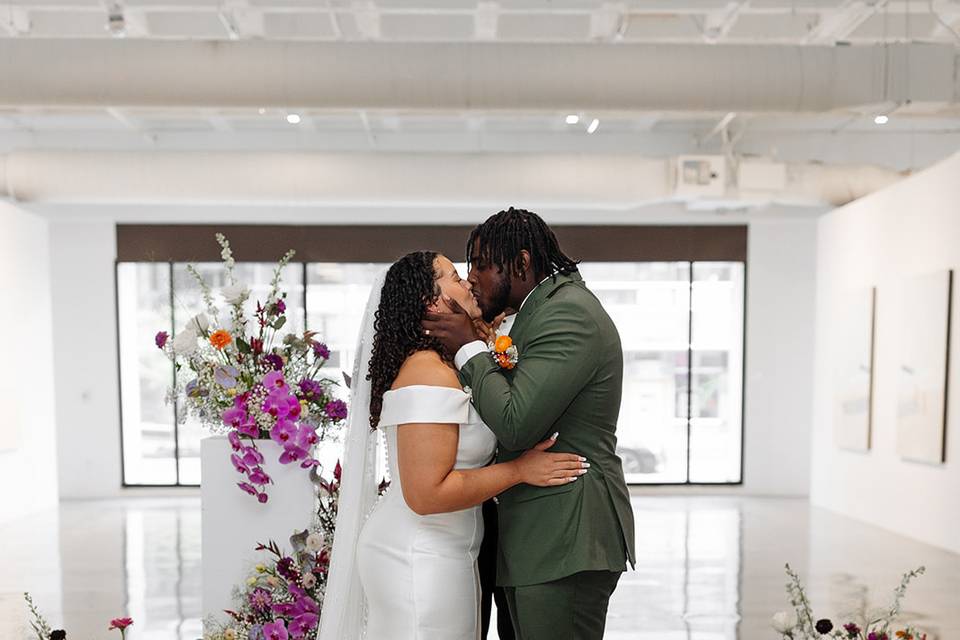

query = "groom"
[424,208,636,640]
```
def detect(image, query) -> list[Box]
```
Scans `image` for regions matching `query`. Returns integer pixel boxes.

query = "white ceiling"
[1,0,959,44]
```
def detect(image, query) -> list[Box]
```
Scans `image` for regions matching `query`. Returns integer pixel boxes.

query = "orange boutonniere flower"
[489,333,519,370]
[209,329,233,350]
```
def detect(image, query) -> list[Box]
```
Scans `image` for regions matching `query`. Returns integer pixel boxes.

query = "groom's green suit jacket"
[460,270,636,588]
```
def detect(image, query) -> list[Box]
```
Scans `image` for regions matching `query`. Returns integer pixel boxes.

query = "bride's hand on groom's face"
[422,295,482,355]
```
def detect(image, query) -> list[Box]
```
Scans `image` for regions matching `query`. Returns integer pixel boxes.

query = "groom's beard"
[481,277,511,323]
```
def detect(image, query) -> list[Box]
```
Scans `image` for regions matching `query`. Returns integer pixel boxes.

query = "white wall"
[811,151,960,554]
[743,219,816,496]
[0,202,59,522]
[49,221,125,499]
[43,210,818,499]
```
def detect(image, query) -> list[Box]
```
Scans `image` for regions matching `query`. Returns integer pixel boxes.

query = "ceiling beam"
[0,40,956,113]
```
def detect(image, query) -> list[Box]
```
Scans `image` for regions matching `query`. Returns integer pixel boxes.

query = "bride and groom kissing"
[317,208,636,640]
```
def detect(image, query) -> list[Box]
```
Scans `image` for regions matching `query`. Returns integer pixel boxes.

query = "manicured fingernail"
[578,469,588,475]
[582,462,591,469]
[569,476,579,482]
[551,432,559,439]
[579,456,587,462]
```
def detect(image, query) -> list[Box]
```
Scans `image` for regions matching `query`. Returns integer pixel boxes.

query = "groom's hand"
[422,295,479,356]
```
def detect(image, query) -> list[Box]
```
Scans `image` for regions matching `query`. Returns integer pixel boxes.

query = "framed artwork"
[896,269,953,465]
[834,287,876,452]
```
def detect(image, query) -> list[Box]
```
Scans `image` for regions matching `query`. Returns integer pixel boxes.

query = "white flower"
[188,313,210,333]
[771,611,797,634]
[173,328,199,355]
[305,532,324,553]
[222,284,249,305]
[302,573,317,589]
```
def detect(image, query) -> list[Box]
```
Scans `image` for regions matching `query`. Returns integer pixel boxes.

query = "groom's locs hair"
[467,207,578,280]
[367,251,447,429]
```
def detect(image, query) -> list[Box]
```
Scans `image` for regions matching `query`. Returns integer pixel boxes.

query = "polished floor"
[1,496,957,639]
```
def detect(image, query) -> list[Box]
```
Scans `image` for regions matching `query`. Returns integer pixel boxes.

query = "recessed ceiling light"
[258,108,266,115]
[874,114,889,125]
[565,114,579,125]
[287,113,302,124]
[587,118,600,134]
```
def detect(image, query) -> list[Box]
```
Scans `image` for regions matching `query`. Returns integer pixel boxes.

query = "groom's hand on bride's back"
[422,295,480,355]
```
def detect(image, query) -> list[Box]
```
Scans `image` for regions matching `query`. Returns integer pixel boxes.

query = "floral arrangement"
[204,461,390,640]
[489,334,519,370]
[156,234,347,502]
[22,592,132,640]
[773,564,929,640]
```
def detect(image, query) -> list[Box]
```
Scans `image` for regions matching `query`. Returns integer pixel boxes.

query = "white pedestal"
[201,436,317,624]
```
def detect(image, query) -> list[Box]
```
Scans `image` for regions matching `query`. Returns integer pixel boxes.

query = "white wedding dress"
[358,384,497,640]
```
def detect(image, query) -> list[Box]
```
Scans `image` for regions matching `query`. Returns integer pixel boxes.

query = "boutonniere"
[489,334,519,370]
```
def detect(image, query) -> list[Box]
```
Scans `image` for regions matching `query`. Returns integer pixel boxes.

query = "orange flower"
[209,329,232,350]
[494,335,513,353]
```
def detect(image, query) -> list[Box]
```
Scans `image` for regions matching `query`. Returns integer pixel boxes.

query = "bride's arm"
[392,355,586,517]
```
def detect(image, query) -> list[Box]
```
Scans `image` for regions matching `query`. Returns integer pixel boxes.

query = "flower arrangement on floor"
[773,564,929,640]
[156,234,348,502]
[203,461,390,640]
[22,592,133,640]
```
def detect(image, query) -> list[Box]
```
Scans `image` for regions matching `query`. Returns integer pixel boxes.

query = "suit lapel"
[510,270,583,346]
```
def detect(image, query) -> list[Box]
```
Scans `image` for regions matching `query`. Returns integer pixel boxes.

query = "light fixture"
[286,113,302,124]
[587,118,600,134]
[874,114,889,125]
[565,114,579,125]
[258,108,266,115]
[106,2,126,37]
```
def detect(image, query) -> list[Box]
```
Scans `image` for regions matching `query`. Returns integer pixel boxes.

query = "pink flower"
[271,419,298,446]
[280,446,308,465]
[230,454,249,473]
[228,430,242,451]
[296,424,319,449]
[248,467,271,485]
[263,620,289,640]
[223,406,249,430]
[288,613,319,638]
[257,492,269,503]
[155,331,168,349]
[108,617,133,638]
[237,482,258,497]
[242,446,265,467]
[263,371,288,393]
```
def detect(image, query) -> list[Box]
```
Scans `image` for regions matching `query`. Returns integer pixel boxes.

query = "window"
[117,225,746,486]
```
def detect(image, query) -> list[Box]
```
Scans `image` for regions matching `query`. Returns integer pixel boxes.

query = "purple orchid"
[230,454,249,474]
[296,424,319,449]
[155,331,169,349]
[223,406,249,430]
[279,446,308,465]
[237,420,260,438]
[288,613,318,639]
[294,596,318,615]
[262,620,288,640]
[300,458,320,469]
[262,393,287,418]
[228,430,242,451]
[241,446,265,466]
[237,482,258,497]
[248,467,271,486]
[275,299,286,315]
[324,399,348,421]
[257,492,269,503]
[283,394,302,419]
[270,419,298,447]
[214,365,239,388]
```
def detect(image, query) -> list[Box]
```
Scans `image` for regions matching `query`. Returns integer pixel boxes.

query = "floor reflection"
[1,496,958,639]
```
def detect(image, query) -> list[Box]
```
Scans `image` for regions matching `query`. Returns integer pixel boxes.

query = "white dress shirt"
[453,274,552,370]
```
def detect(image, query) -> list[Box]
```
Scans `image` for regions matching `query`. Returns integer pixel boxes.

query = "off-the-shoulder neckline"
[384,384,469,396]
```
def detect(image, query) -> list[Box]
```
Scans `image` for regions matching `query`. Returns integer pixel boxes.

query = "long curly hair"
[367,251,447,429]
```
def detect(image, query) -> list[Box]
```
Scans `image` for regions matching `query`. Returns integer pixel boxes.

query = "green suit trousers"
[503,570,622,640]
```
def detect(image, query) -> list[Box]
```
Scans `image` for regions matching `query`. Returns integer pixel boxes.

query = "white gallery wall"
[44,212,817,499]
[0,202,59,523]
[811,151,960,554]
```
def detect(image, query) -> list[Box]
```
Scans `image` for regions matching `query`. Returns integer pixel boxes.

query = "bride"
[317,251,588,640]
